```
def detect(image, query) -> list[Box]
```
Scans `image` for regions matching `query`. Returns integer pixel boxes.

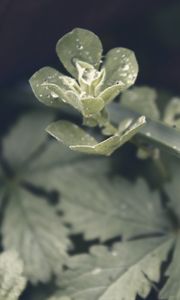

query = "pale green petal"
[102,48,138,91]
[47,116,146,156]
[120,86,160,120]
[56,28,103,78]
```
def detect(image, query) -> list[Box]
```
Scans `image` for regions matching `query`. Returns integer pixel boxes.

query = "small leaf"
[102,48,138,91]
[0,251,27,300]
[29,67,81,110]
[51,237,172,300]
[99,84,125,104]
[2,188,70,283]
[56,28,103,78]
[120,86,160,120]
[46,120,97,148]
[81,97,105,117]
[47,117,146,156]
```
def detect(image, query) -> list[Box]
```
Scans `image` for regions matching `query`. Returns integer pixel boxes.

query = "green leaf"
[99,84,124,105]
[0,250,27,300]
[2,188,70,284]
[164,97,180,129]
[29,67,82,110]
[46,117,146,156]
[3,111,54,171]
[80,97,105,117]
[120,86,160,120]
[0,112,109,283]
[159,165,180,300]
[50,237,172,300]
[47,120,97,147]
[102,48,138,91]
[55,176,169,241]
[160,234,180,300]
[56,28,103,78]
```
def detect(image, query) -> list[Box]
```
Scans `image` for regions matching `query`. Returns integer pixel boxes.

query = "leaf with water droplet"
[29,66,82,110]
[102,48,138,92]
[56,28,103,78]
[46,116,146,156]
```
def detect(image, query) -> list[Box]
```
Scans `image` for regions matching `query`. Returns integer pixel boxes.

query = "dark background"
[1,0,180,93]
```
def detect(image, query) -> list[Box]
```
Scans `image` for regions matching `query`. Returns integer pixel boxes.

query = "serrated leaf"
[27,168,170,241]
[0,250,27,300]
[120,86,160,120]
[61,176,171,240]
[46,117,146,156]
[159,164,180,300]
[50,237,172,300]
[0,112,109,283]
[160,234,180,300]
[2,188,70,284]
[56,28,103,78]
[102,48,138,91]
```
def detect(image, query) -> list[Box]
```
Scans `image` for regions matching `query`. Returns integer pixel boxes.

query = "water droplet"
[121,73,127,77]
[77,44,83,50]
[112,251,117,256]
[39,94,42,97]
[51,91,59,98]
[122,64,130,71]
[146,132,151,137]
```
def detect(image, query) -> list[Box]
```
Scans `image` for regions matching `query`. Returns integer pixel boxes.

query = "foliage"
[1,28,180,300]
[30,28,145,156]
